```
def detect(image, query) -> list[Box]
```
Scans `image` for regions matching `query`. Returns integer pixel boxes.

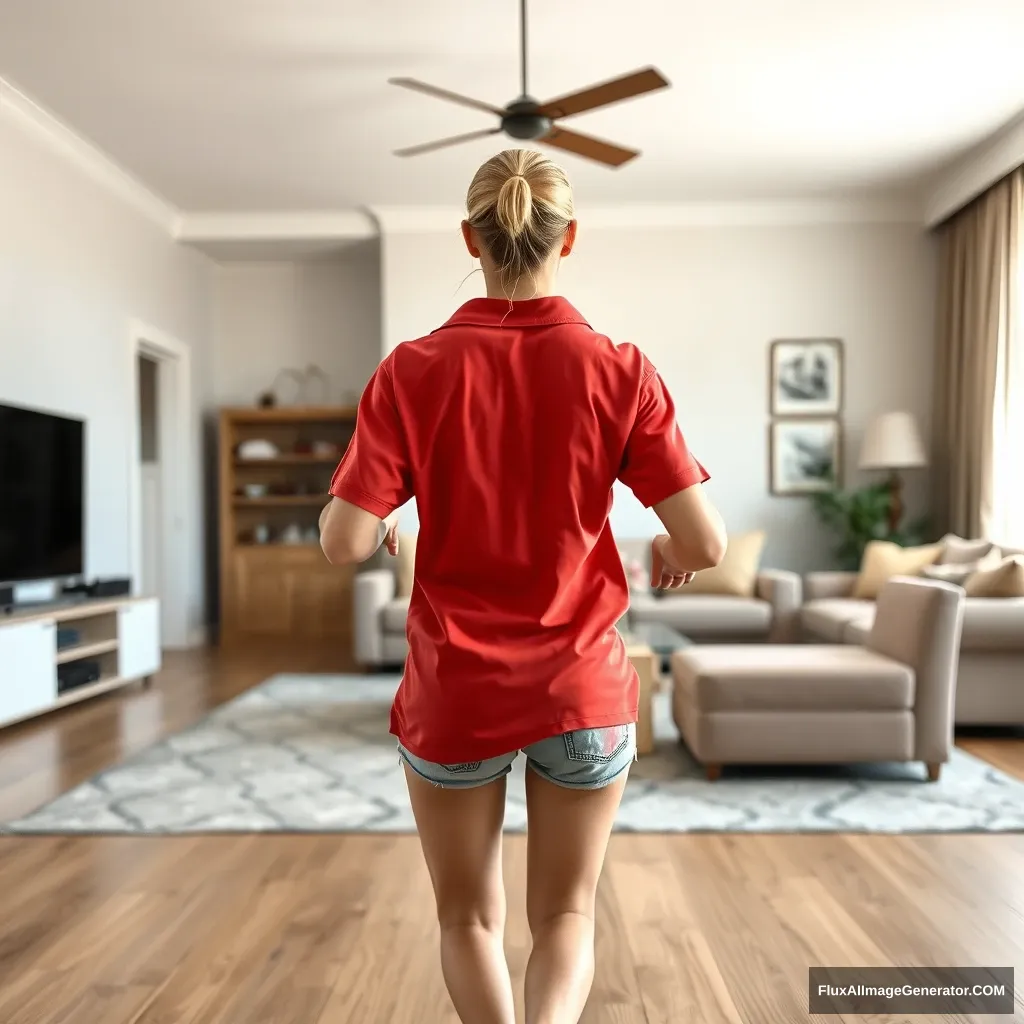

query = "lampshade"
[859,411,928,470]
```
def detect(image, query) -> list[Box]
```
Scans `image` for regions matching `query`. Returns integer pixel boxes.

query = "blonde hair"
[466,149,574,283]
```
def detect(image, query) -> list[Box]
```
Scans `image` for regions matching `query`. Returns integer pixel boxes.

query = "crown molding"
[924,110,1024,227]
[0,76,180,234]
[368,197,923,234]
[176,209,377,243]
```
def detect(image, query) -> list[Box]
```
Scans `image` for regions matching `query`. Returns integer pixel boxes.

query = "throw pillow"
[938,533,994,564]
[964,556,1024,598]
[921,547,1003,586]
[395,533,417,597]
[853,541,943,600]
[677,530,766,598]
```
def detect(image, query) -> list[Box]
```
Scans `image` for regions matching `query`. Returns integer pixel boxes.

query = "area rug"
[4,674,1024,834]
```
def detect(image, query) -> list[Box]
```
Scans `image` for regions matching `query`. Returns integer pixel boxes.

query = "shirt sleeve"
[618,365,709,508]
[329,357,413,518]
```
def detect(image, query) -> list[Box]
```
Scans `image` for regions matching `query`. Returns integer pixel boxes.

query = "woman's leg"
[403,762,516,1024]
[522,727,632,1024]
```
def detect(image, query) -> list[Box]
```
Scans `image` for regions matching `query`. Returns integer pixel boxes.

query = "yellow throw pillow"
[680,531,766,598]
[853,541,943,600]
[964,556,1024,598]
[395,532,417,597]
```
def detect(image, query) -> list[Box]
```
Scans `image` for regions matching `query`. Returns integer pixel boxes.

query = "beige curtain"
[933,168,1022,541]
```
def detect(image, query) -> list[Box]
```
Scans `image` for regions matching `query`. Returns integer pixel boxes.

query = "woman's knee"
[433,873,507,933]
[526,886,597,935]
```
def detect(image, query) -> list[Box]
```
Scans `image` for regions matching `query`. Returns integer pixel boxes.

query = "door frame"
[127,320,193,649]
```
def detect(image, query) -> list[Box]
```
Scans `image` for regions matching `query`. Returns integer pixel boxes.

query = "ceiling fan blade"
[541,126,638,167]
[388,77,505,117]
[394,127,502,157]
[537,66,669,120]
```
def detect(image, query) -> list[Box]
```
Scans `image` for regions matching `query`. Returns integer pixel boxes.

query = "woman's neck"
[482,268,558,301]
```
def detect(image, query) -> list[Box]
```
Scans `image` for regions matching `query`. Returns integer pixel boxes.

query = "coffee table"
[621,623,692,756]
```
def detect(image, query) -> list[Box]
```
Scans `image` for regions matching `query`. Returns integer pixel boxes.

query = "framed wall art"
[769,338,843,417]
[770,418,842,496]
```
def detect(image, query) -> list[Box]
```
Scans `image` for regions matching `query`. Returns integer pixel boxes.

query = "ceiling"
[1,0,1022,213]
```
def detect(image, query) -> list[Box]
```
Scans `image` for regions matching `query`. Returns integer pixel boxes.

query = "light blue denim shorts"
[398,723,636,790]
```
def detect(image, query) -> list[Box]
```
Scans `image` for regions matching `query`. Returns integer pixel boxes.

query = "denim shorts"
[398,723,636,790]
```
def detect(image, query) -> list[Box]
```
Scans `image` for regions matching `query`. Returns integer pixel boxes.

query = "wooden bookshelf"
[217,407,358,649]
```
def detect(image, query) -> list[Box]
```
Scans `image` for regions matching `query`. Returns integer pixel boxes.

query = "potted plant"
[811,481,931,570]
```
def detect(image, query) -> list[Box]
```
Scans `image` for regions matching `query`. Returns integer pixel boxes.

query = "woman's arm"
[320,498,399,565]
[652,485,727,575]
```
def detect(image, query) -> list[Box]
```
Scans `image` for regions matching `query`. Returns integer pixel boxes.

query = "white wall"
[211,242,382,407]
[0,113,213,635]
[379,218,937,572]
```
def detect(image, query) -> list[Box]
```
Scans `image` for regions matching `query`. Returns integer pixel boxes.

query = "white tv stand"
[0,596,161,730]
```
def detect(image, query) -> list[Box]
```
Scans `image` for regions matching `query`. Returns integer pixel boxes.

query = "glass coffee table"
[621,621,692,664]
[619,620,692,755]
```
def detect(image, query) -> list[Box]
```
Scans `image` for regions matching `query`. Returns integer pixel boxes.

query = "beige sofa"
[353,565,410,667]
[801,544,1024,725]
[618,538,802,643]
[673,577,965,780]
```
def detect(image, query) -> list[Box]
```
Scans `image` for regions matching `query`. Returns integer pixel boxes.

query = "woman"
[320,149,726,1024]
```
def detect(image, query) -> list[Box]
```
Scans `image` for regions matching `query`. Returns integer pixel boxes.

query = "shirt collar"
[436,296,591,331]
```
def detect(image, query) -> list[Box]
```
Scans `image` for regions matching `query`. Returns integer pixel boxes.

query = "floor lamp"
[859,412,928,534]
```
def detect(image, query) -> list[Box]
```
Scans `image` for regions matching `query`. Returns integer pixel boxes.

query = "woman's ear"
[461,220,481,259]
[560,219,578,258]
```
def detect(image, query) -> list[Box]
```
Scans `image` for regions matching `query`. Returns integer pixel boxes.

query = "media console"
[0,596,161,729]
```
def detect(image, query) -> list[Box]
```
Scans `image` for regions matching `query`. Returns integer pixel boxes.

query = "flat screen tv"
[0,401,85,584]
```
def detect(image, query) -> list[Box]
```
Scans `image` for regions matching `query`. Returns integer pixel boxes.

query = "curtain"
[933,168,1022,543]
[989,171,1023,546]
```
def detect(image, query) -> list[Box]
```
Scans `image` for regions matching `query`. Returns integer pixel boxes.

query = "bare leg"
[403,765,515,1024]
[523,770,628,1024]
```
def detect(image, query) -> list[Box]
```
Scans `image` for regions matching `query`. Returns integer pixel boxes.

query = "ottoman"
[670,577,965,782]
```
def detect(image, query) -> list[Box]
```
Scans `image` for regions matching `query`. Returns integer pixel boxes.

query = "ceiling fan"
[388,0,670,167]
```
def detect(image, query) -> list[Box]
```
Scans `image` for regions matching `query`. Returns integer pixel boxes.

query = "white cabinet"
[0,596,163,730]
[0,620,57,726]
[117,598,161,681]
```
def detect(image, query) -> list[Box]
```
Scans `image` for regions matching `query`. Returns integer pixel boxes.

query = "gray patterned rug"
[5,674,1024,834]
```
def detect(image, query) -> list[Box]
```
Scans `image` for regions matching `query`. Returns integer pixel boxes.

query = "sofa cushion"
[922,548,1002,585]
[672,645,913,712]
[965,556,1024,598]
[629,592,771,636]
[960,598,1024,651]
[853,541,943,599]
[939,534,996,564]
[842,617,873,645]
[684,531,766,597]
[381,597,410,633]
[801,598,875,641]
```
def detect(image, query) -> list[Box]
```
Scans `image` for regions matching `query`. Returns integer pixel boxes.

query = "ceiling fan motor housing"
[502,98,552,140]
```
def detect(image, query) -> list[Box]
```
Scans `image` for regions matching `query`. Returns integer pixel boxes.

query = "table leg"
[633,651,657,757]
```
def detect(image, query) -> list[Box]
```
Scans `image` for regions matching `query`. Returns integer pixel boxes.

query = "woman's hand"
[384,523,400,556]
[651,535,697,590]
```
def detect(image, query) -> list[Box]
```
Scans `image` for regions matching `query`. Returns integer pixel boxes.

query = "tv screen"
[0,402,85,584]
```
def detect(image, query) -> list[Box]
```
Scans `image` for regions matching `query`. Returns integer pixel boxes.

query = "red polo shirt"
[330,296,708,763]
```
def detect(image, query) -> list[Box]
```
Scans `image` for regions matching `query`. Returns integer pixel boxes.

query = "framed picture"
[770,418,842,495]
[769,339,843,416]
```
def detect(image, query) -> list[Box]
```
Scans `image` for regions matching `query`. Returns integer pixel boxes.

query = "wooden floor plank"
[0,648,1022,1023]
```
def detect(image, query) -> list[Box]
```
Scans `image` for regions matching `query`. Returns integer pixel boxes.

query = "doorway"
[128,322,193,649]
[138,354,162,608]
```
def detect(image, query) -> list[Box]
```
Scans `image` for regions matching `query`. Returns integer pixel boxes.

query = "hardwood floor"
[1,649,1023,1023]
